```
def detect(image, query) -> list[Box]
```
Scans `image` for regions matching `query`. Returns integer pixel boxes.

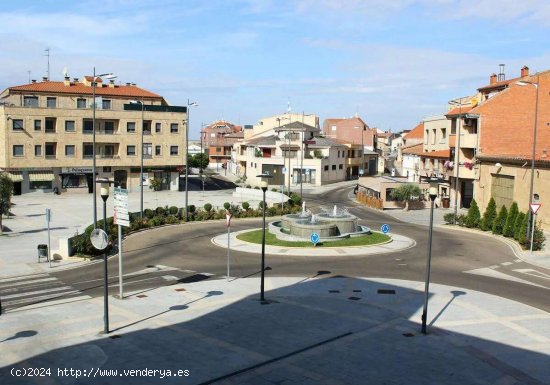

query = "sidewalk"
[1,276,548,385]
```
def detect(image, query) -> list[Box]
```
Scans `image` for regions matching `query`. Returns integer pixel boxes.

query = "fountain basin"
[315,213,357,235]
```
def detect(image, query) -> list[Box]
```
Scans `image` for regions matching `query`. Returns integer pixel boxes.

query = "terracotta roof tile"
[445,106,473,116]
[401,144,424,155]
[422,149,451,159]
[8,80,162,99]
[404,122,424,139]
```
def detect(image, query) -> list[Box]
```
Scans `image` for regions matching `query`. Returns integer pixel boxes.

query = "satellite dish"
[90,228,109,250]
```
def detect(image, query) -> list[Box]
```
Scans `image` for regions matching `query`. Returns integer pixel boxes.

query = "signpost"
[529,203,541,255]
[46,209,52,268]
[226,211,232,281]
[310,232,320,247]
[114,187,129,299]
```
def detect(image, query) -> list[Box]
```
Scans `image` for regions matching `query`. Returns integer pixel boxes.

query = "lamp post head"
[257,173,272,192]
[96,178,113,199]
[428,177,438,201]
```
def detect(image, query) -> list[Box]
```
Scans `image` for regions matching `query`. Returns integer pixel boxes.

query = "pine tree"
[480,198,497,231]
[503,202,518,237]
[516,212,528,245]
[513,212,525,241]
[492,205,508,235]
[531,221,547,251]
[465,199,481,228]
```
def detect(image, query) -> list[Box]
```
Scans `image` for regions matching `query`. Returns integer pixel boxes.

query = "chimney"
[489,73,497,85]
[497,63,505,82]
[109,79,115,88]
[31,79,36,84]
[64,76,71,86]
[73,78,78,82]
[42,76,48,82]
[521,66,529,77]
[126,82,131,86]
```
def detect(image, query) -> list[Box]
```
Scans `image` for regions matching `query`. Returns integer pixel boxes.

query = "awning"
[28,171,55,182]
[3,171,23,182]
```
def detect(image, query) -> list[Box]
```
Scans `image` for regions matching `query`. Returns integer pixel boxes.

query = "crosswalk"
[0,273,90,313]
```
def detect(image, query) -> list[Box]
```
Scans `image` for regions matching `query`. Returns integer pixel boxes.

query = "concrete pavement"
[1,275,549,384]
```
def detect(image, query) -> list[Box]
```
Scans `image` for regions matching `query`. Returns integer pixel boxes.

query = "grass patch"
[236,229,390,247]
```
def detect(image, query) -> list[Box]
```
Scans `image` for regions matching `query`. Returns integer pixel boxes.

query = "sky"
[0,0,549,138]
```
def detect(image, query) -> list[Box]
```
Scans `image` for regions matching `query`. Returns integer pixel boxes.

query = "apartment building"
[400,122,424,181]
[322,117,378,177]
[0,76,187,195]
[200,120,242,168]
[234,113,348,188]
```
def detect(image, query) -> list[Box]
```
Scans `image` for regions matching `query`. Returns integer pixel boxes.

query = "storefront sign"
[62,167,93,174]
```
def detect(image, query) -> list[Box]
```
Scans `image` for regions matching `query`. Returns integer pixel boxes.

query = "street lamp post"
[257,173,272,302]
[140,98,145,219]
[91,68,115,228]
[516,76,540,250]
[421,177,439,334]
[448,98,464,225]
[185,99,198,222]
[97,178,114,334]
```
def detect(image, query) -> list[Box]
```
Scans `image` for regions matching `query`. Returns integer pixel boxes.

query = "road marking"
[0,277,57,289]
[9,295,91,312]
[500,262,513,266]
[464,268,548,289]
[6,290,81,306]
[513,269,550,281]
[2,286,73,300]
[489,265,500,269]
[0,273,48,284]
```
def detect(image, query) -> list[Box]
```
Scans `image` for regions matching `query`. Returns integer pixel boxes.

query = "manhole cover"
[377,289,396,295]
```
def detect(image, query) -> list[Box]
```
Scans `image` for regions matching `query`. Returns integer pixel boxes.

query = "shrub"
[444,213,457,224]
[530,221,546,251]
[271,188,278,192]
[503,202,518,237]
[165,215,179,224]
[253,186,260,190]
[245,184,251,189]
[242,202,250,210]
[267,206,278,216]
[258,201,265,209]
[188,205,196,213]
[169,206,179,215]
[149,216,165,227]
[465,199,481,228]
[144,208,154,219]
[516,213,528,245]
[290,193,301,206]
[456,214,466,226]
[514,212,526,241]
[156,206,166,216]
[203,203,212,212]
[492,205,508,235]
[223,202,231,210]
[389,184,422,211]
[480,198,497,231]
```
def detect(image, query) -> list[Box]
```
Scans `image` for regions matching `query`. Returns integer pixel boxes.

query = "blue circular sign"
[310,232,320,245]
[381,224,390,234]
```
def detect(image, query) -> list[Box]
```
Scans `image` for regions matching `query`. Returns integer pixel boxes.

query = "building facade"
[0,76,187,194]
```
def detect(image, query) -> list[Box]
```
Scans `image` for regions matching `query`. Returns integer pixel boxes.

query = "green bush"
[258,201,265,209]
[516,213,528,245]
[465,199,481,228]
[290,193,301,206]
[513,212,526,241]
[223,202,231,210]
[144,208,154,219]
[267,206,278,216]
[492,205,508,235]
[480,198,497,231]
[156,206,166,216]
[149,216,165,227]
[271,188,278,192]
[245,184,251,188]
[530,221,546,251]
[165,215,179,224]
[188,205,196,213]
[242,202,250,210]
[253,186,260,190]
[203,203,212,212]
[503,202,518,237]
[169,206,179,215]
[444,213,457,224]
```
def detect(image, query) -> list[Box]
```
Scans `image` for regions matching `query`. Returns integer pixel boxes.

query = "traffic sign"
[310,232,320,246]
[225,211,232,227]
[381,224,390,234]
[530,203,541,215]
[114,187,129,227]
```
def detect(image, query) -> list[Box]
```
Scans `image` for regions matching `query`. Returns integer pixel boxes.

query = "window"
[339,164,343,170]
[104,121,114,134]
[425,130,429,144]
[331,125,336,131]
[46,97,56,108]
[65,145,75,157]
[77,98,87,109]
[332,165,336,170]
[143,121,151,134]
[13,145,24,157]
[127,145,136,156]
[337,150,340,158]
[34,120,41,131]
[441,127,447,141]
[170,123,179,133]
[12,119,24,130]
[216,147,221,152]
[23,96,38,107]
[34,145,42,157]
[127,122,136,133]
[45,143,56,158]
[155,145,161,156]
[102,99,111,110]
[103,166,112,172]
[83,144,93,158]
[45,118,56,133]
[65,120,76,132]
[83,120,93,133]
[324,165,329,171]
[143,143,152,158]
[170,146,178,155]
[432,129,436,145]
[155,122,161,133]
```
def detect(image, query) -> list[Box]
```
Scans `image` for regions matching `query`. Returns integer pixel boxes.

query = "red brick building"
[200,120,242,168]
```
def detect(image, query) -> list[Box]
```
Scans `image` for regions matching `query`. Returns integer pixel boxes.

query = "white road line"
[5,290,81,306]
[8,295,91,312]
[464,267,548,289]
[0,277,57,289]
[501,262,513,266]
[2,286,73,300]
[0,274,47,284]
[514,269,550,281]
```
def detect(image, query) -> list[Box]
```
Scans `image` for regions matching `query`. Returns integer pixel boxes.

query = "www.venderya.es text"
[11,367,190,379]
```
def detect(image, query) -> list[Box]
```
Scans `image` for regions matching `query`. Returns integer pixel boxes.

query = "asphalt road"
[4,186,550,313]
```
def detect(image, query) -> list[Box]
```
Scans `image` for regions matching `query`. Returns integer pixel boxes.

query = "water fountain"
[270,203,371,242]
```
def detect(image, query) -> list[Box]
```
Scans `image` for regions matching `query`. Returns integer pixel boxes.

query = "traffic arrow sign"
[530,203,541,215]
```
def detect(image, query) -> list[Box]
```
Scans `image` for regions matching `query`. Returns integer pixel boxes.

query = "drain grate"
[402,333,414,338]
[328,290,340,293]
[175,288,186,292]
[109,335,122,339]
[348,297,361,301]
[136,294,148,298]
[377,289,396,295]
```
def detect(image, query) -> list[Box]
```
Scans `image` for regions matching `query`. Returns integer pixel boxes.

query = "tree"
[492,205,508,235]
[513,212,526,241]
[389,184,421,211]
[503,202,518,237]
[465,199,481,228]
[191,153,209,170]
[480,197,497,231]
[0,174,14,235]
[516,213,528,245]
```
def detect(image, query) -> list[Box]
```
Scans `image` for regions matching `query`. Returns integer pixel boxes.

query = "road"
[2,186,549,314]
